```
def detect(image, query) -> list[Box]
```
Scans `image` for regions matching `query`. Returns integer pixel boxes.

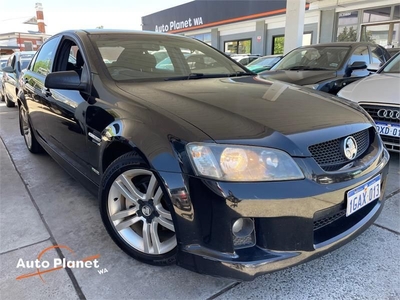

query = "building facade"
[0,3,50,56]
[142,0,399,55]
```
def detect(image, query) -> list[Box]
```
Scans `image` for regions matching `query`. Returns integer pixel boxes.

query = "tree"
[337,26,357,42]
[273,36,284,54]
[337,26,375,43]
[96,25,104,29]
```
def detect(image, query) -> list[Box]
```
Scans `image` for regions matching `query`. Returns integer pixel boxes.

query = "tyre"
[5,94,15,107]
[100,152,177,265]
[19,105,43,153]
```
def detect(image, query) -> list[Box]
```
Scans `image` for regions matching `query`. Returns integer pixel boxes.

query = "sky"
[0,0,192,34]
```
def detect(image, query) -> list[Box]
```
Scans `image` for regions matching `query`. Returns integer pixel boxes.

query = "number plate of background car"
[346,175,381,217]
[375,122,400,137]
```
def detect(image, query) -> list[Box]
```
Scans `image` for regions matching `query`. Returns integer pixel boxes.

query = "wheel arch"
[101,140,149,174]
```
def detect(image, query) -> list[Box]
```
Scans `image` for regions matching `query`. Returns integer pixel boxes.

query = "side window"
[32,36,61,76]
[348,46,370,65]
[370,46,385,65]
[10,55,16,68]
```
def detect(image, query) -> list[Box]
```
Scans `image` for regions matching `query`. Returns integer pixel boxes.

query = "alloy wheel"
[107,169,176,255]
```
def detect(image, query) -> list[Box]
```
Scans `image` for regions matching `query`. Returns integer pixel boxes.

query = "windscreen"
[381,53,400,74]
[247,56,281,68]
[91,34,245,81]
[274,46,350,71]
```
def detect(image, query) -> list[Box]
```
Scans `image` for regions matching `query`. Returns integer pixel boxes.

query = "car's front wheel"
[100,152,177,265]
[19,105,43,153]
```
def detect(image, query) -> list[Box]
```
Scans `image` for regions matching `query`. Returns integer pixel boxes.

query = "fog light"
[232,218,256,249]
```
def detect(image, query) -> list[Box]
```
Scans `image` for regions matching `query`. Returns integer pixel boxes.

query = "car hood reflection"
[116,76,370,149]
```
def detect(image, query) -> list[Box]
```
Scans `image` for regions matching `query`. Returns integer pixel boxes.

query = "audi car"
[17,30,389,280]
[338,51,400,152]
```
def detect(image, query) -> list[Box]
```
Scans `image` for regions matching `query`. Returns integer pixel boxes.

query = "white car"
[338,52,400,152]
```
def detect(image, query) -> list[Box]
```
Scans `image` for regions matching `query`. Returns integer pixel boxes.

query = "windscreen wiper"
[164,73,206,81]
[228,71,255,77]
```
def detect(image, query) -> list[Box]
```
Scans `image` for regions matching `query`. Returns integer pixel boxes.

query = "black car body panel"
[18,30,390,280]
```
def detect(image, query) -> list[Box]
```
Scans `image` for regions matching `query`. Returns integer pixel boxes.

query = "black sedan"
[18,30,390,280]
[259,42,391,94]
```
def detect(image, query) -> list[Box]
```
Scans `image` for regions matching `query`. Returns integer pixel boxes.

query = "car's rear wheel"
[100,152,177,265]
[19,105,43,153]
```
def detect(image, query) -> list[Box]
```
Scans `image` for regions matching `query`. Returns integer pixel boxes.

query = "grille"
[308,129,370,172]
[314,210,346,231]
[360,104,400,123]
[382,136,400,152]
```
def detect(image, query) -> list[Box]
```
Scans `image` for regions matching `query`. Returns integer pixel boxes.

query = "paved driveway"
[0,102,399,300]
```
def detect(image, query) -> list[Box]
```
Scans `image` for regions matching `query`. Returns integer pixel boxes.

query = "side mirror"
[345,61,367,77]
[45,71,86,91]
[367,63,380,72]
[2,66,14,73]
[349,61,367,70]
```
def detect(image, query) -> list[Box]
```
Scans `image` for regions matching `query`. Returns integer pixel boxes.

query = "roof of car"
[60,29,182,37]
[300,42,380,48]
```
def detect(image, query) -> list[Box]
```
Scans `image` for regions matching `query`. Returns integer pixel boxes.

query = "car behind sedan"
[259,42,390,94]
[338,52,400,152]
[2,51,35,107]
[18,30,389,280]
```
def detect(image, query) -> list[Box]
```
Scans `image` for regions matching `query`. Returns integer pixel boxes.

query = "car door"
[24,36,61,139]
[42,37,93,179]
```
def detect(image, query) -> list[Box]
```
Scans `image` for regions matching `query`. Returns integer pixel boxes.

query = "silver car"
[338,52,400,152]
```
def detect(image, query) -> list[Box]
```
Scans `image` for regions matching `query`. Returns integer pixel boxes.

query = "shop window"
[24,41,33,51]
[224,39,252,54]
[272,33,312,55]
[362,22,400,48]
[337,11,359,42]
[363,7,391,23]
[189,33,211,45]
[394,5,400,19]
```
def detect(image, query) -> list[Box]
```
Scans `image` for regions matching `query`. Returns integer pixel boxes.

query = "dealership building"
[142,0,400,55]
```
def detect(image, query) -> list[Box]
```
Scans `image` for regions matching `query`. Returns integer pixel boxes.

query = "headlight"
[187,143,304,182]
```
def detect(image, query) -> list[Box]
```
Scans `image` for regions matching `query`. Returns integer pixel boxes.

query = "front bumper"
[158,148,390,281]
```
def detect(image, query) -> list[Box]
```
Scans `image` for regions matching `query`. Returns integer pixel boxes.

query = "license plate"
[346,175,381,217]
[375,122,400,137]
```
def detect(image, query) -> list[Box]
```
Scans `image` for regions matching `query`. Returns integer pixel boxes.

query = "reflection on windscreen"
[92,35,244,81]
[275,47,350,71]
[248,57,281,67]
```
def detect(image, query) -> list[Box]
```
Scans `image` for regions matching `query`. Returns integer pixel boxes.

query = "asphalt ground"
[0,102,399,300]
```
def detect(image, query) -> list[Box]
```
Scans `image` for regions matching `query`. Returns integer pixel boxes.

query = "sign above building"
[142,0,288,33]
